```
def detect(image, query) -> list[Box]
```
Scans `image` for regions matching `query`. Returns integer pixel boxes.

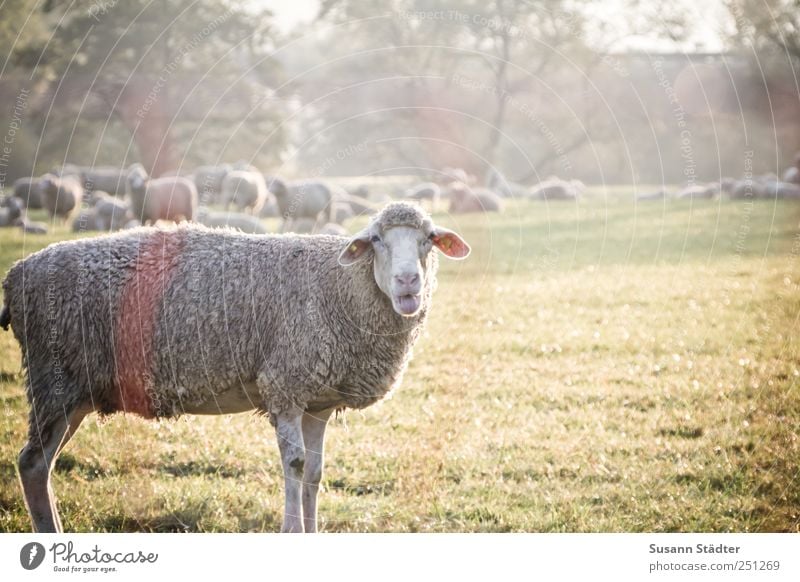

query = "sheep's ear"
[338,231,372,266]
[431,227,470,259]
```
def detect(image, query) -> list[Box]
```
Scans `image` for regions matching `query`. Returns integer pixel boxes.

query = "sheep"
[441,166,474,185]
[127,169,198,225]
[0,199,23,228]
[1,201,470,533]
[485,169,530,198]
[676,184,717,200]
[197,208,269,234]
[337,192,380,217]
[93,192,133,231]
[347,185,370,199]
[1,195,25,224]
[71,196,132,233]
[447,182,503,214]
[71,209,103,233]
[82,167,130,197]
[404,182,441,205]
[730,179,771,200]
[220,170,269,214]
[13,177,44,209]
[39,173,83,222]
[259,199,280,218]
[267,178,332,231]
[530,178,582,201]
[18,219,48,234]
[765,181,800,199]
[193,164,231,202]
[329,199,355,225]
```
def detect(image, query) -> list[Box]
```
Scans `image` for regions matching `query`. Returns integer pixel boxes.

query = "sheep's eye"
[370,235,382,244]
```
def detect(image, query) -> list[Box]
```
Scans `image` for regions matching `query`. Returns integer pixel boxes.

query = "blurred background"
[0,0,798,187]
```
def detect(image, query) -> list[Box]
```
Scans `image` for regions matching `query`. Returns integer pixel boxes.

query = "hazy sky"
[263,0,731,52]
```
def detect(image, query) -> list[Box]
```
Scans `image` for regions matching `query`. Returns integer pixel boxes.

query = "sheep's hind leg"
[274,408,305,533]
[18,405,89,533]
[301,408,334,533]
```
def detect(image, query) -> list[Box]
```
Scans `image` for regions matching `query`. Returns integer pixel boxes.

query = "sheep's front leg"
[301,408,334,533]
[274,409,305,533]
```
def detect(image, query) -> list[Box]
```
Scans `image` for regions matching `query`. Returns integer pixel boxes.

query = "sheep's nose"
[394,272,420,290]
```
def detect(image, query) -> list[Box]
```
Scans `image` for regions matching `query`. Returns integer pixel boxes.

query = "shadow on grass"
[97,510,281,532]
[55,453,108,480]
[159,460,246,479]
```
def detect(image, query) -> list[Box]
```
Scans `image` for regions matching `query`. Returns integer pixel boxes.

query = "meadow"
[0,192,798,532]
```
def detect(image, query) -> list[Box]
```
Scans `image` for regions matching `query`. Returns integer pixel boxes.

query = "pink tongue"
[397,294,421,314]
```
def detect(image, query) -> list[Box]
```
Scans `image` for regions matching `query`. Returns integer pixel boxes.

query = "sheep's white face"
[338,222,470,317]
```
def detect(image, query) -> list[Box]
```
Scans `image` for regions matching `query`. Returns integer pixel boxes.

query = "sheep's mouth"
[393,293,421,316]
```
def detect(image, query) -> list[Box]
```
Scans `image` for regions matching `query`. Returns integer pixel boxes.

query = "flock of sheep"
[0,162,513,239]
[3,153,800,239]
[636,155,800,201]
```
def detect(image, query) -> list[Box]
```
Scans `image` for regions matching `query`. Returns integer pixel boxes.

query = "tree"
[9,0,288,175]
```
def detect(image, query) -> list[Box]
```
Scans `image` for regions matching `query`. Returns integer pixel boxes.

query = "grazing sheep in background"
[0,197,24,227]
[18,220,48,234]
[441,166,474,185]
[1,201,470,534]
[267,178,332,231]
[193,164,231,202]
[259,199,280,218]
[197,208,269,234]
[82,167,130,197]
[221,170,269,214]
[404,182,441,205]
[765,181,800,199]
[329,199,355,225]
[530,178,582,201]
[93,192,133,231]
[1,196,25,224]
[729,178,774,200]
[676,184,717,200]
[127,169,197,225]
[338,192,379,217]
[448,182,503,214]
[39,174,83,222]
[347,185,370,200]
[71,209,103,233]
[13,177,44,209]
[485,170,530,199]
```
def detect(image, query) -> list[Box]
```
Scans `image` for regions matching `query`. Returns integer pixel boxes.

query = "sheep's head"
[39,174,59,194]
[266,176,288,199]
[127,164,148,192]
[338,202,470,317]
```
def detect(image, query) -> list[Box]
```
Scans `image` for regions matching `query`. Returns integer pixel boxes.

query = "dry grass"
[0,193,798,532]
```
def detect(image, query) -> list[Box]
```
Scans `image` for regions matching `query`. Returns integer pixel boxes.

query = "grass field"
[1,194,799,532]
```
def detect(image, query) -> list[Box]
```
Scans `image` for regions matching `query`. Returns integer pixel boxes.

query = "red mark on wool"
[114,230,185,417]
